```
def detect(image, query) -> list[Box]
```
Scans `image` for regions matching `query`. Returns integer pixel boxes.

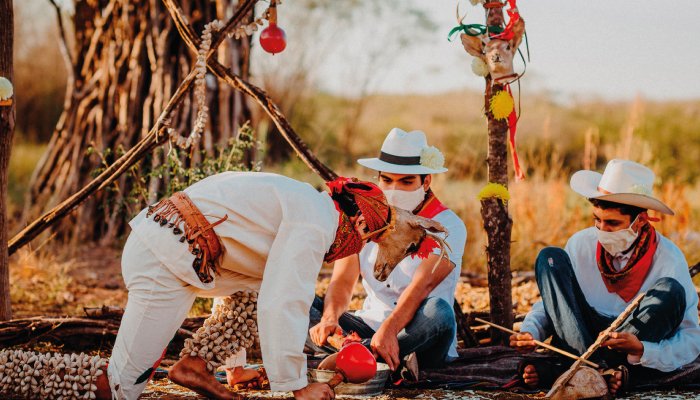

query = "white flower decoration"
[420,146,445,170]
[0,77,13,101]
[630,184,652,196]
[471,57,489,77]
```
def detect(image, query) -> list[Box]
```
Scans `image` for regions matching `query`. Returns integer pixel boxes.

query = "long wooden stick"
[474,317,599,369]
[545,293,646,398]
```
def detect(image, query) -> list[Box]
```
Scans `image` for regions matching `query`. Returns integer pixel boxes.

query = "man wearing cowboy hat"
[309,128,467,378]
[511,160,700,395]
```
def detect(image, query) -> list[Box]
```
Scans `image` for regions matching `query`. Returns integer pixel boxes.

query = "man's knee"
[648,277,686,310]
[535,247,572,278]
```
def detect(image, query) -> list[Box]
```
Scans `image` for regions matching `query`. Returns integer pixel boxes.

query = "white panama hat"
[357,128,448,174]
[570,159,674,215]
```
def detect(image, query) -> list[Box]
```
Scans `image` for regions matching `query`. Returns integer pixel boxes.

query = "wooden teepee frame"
[8,0,337,256]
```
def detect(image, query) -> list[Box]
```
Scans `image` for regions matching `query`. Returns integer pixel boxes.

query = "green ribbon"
[447,24,504,41]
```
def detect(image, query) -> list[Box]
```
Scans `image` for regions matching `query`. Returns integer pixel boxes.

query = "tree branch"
[162,0,338,181]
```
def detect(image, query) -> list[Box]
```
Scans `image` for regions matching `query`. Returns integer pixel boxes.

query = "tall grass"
[8,141,46,221]
[300,92,700,274]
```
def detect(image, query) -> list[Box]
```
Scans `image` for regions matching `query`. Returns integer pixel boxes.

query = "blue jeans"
[535,247,686,368]
[307,296,456,368]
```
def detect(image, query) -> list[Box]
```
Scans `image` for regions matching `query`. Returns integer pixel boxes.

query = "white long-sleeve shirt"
[129,172,339,391]
[521,227,700,372]
[354,208,467,359]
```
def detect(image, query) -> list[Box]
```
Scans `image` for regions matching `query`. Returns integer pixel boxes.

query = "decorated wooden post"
[0,0,14,321]
[454,0,526,344]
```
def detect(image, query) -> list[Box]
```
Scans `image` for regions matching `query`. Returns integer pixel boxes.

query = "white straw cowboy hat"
[570,159,674,215]
[357,128,448,174]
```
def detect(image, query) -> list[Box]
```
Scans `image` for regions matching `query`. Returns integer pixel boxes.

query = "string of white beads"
[182,19,227,149]
[0,349,106,399]
[180,291,259,372]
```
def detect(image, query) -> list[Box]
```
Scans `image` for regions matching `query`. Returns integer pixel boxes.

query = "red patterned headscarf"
[324,177,391,263]
[326,177,390,235]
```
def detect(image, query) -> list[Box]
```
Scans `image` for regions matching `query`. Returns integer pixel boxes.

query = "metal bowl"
[308,363,390,396]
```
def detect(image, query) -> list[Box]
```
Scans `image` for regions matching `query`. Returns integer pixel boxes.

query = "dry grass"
[9,248,76,316]
[7,90,700,315]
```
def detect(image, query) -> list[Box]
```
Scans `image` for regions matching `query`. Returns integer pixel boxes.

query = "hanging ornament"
[489,90,514,120]
[471,57,489,77]
[260,0,286,54]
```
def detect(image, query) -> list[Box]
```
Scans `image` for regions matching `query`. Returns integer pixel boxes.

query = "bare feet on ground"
[521,364,623,396]
[169,355,239,400]
[226,366,261,386]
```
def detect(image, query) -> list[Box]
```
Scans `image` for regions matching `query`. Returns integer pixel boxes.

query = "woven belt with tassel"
[146,191,227,283]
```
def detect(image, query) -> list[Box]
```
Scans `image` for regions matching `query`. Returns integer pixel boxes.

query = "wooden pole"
[480,3,513,345]
[0,0,15,321]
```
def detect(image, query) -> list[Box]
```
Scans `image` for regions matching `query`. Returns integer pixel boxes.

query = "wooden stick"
[474,317,599,369]
[546,293,646,398]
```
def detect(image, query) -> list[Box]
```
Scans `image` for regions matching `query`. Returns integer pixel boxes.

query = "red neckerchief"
[324,199,364,263]
[596,223,658,302]
[415,189,448,219]
[411,190,447,259]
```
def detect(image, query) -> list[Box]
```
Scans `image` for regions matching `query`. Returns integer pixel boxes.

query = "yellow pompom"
[489,90,514,120]
[477,182,510,203]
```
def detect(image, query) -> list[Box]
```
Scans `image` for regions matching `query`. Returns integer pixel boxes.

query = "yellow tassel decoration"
[489,90,514,120]
[477,182,510,203]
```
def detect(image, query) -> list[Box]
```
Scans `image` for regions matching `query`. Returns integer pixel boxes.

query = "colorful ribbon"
[447,24,504,41]
[505,84,524,180]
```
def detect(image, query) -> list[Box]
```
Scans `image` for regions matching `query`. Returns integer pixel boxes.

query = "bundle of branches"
[26,0,252,244]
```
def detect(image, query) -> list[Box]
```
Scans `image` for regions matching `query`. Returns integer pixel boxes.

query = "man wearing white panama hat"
[308,128,467,379]
[511,159,700,395]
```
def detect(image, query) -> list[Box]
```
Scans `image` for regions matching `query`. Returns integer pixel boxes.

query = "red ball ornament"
[335,342,377,383]
[260,23,286,54]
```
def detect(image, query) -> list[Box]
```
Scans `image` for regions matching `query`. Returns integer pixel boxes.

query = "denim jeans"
[307,296,456,368]
[535,247,686,368]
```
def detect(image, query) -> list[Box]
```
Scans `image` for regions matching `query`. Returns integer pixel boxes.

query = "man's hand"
[292,382,335,400]
[370,325,400,371]
[509,332,537,353]
[601,331,644,356]
[309,321,342,347]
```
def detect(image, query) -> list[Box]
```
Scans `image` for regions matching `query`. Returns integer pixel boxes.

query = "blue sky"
[263,0,700,101]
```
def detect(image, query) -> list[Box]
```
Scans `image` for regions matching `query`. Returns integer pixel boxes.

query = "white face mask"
[383,186,426,211]
[596,215,640,257]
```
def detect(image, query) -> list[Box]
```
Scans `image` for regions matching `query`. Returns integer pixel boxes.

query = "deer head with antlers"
[460,16,525,83]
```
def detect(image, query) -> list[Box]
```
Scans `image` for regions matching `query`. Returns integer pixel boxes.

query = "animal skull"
[460,18,525,82]
[372,207,448,282]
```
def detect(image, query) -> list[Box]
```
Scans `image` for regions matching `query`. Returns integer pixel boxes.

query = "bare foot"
[605,370,623,397]
[521,364,539,388]
[226,366,261,386]
[169,355,239,400]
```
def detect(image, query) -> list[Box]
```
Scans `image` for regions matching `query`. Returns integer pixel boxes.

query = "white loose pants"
[108,234,259,399]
